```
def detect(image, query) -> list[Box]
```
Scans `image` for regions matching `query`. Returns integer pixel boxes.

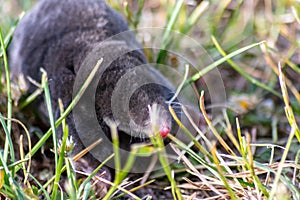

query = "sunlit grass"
[0,0,299,199]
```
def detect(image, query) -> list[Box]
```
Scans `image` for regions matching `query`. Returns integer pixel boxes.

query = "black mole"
[9,0,179,196]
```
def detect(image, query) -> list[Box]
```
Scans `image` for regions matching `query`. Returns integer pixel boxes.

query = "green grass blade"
[65,158,77,200]
[51,116,69,200]
[168,105,212,159]
[77,154,114,198]
[81,182,91,200]
[0,151,25,199]
[0,113,15,169]
[269,64,300,199]
[41,70,58,165]
[185,41,266,86]
[182,1,209,33]
[157,0,184,64]
[134,0,145,28]
[0,27,13,164]
[0,12,24,59]
[211,145,237,200]
[15,58,103,173]
[149,104,182,200]
[19,88,43,110]
[103,121,140,200]
[28,173,51,200]
[211,36,281,98]
[102,121,121,200]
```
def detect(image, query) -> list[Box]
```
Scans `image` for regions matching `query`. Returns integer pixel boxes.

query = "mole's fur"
[9,0,179,194]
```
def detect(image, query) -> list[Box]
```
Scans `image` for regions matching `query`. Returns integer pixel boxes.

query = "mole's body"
[9,0,178,193]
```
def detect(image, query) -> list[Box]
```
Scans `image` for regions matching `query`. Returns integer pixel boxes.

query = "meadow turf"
[0,0,300,199]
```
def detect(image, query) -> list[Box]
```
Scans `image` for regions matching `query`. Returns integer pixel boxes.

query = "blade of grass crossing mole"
[14,58,103,173]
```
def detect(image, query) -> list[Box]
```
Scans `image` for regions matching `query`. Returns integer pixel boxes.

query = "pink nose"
[160,126,170,138]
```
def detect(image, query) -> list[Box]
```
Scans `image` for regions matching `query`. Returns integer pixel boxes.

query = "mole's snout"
[159,122,170,138]
[148,103,173,138]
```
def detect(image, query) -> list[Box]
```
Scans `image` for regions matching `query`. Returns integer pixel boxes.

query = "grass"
[0,0,300,199]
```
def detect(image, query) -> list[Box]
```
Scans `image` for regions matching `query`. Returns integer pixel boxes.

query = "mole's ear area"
[165,91,175,101]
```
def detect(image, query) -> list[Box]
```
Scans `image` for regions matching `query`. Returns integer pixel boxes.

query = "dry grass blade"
[261,44,300,104]
[268,63,300,199]
[1,0,300,199]
[211,145,237,199]
[72,139,102,162]
[199,91,235,156]
[96,176,141,200]
[169,143,223,197]
[224,161,300,178]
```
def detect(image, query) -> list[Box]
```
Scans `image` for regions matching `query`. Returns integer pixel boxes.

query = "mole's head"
[127,83,178,140]
[104,51,180,142]
[84,41,180,145]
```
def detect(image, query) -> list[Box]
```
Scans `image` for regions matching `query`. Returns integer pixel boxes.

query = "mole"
[9,0,179,196]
